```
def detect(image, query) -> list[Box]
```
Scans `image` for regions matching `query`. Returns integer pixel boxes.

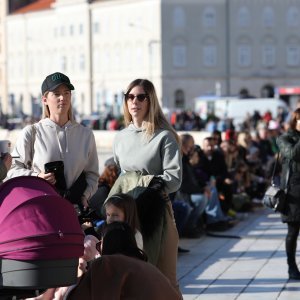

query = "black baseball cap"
[41,72,75,94]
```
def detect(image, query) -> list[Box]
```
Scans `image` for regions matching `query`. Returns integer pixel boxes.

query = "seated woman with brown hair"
[66,222,181,300]
[88,157,120,218]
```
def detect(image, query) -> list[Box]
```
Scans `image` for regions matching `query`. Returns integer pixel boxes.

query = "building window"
[173,6,186,29]
[104,48,110,71]
[69,25,74,36]
[172,45,187,67]
[203,45,217,67]
[136,46,142,67]
[79,54,85,71]
[237,45,252,67]
[60,26,65,36]
[175,89,185,109]
[237,7,251,28]
[124,45,131,69]
[70,54,75,72]
[262,7,275,27]
[81,93,85,113]
[114,46,121,69]
[286,45,300,66]
[94,22,99,33]
[262,45,276,67]
[79,24,83,34]
[202,6,216,28]
[287,7,300,27]
[60,56,67,72]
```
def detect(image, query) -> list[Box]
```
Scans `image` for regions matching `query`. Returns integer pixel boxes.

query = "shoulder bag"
[263,153,290,213]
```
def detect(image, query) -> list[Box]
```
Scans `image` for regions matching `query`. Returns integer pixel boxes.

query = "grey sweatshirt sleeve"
[82,131,99,201]
[157,133,182,194]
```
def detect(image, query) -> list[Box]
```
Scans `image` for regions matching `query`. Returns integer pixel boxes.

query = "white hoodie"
[7,118,99,202]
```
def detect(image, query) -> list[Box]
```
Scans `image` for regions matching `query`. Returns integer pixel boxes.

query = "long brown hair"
[123,79,180,144]
[99,164,119,188]
[289,108,300,130]
[104,193,140,231]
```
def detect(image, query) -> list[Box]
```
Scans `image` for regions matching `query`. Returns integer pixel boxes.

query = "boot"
[288,264,300,280]
[287,253,300,280]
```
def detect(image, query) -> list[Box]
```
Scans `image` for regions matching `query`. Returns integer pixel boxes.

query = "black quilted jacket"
[277,129,300,222]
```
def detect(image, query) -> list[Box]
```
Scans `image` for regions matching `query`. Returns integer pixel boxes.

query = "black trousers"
[286,222,300,266]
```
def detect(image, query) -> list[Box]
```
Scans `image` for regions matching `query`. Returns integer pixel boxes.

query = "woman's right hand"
[38,172,56,185]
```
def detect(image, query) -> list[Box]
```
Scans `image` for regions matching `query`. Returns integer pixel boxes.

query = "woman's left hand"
[38,172,56,185]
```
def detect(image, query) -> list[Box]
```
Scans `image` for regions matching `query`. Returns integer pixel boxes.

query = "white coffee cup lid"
[0,140,11,154]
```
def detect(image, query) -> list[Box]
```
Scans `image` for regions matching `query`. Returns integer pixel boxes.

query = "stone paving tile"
[178,208,300,299]
[279,281,300,299]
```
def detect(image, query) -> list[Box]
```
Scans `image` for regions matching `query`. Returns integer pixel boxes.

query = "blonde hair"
[42,91,74,121]
[123,79,180,144]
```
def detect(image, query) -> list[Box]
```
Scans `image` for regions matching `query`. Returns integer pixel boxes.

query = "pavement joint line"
[237,238,286,297]
[185,221,262,296]
[203,226,266,296]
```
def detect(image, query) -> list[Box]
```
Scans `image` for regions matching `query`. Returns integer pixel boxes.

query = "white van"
[194,96,288,127]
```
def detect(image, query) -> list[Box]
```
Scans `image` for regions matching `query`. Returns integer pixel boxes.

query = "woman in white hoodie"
[7,72,99,208]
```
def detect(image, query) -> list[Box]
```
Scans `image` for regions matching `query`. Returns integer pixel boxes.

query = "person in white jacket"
[7,72,99,208]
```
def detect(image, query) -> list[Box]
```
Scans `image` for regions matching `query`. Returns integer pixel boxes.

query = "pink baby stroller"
[0,176,84,299]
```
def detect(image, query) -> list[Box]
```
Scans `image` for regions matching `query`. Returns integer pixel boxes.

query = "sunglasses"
[124,93,148,102]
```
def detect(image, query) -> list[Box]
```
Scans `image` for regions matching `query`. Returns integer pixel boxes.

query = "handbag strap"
[270,153,279,183]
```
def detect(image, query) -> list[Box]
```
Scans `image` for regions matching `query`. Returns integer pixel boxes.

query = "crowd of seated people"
[171,117,283,240]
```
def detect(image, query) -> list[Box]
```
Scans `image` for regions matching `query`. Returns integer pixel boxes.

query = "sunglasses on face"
[124,93,148,102]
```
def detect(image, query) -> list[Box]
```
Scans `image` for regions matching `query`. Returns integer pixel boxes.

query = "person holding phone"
[7,72,99,208]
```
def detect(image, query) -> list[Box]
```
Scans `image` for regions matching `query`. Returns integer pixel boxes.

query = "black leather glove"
[148,176,165,191]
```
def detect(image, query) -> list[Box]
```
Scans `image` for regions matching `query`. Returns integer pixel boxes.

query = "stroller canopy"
[0,176,84,260]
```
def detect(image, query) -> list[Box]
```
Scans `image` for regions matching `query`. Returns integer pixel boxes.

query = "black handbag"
[64,172,87,205]
[263,154,289,213]
[44,161,87,206]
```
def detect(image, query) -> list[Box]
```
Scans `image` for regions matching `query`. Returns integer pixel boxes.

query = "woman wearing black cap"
[7,72,99,208]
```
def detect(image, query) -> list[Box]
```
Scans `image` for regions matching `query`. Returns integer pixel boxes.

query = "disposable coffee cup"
[0,140,11,157]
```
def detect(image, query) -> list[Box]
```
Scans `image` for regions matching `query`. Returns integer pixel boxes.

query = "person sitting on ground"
[176,134,209,238]
[196,137,236,218]
[191,143,235,231]
[66,222,181,300]
[88,157,120,218]
[169,191,191,253]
